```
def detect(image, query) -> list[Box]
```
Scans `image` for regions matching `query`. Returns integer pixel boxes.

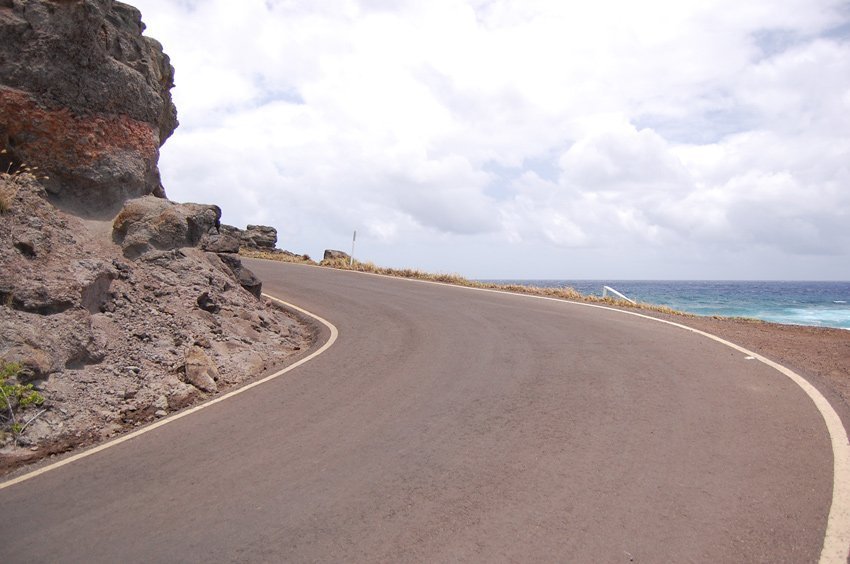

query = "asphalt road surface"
[0,260,842,562]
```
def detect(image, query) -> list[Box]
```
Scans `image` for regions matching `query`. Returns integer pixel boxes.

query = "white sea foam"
[758,307,850,329]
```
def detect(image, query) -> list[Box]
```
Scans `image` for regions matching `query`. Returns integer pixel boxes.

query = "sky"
[131,0,850,280]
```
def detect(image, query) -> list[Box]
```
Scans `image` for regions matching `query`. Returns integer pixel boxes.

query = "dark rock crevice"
[216,253,263,299]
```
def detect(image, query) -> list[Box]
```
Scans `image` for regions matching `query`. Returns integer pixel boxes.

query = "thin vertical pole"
[350,230,356,267]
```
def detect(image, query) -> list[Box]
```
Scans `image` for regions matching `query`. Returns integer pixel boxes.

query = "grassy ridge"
[241,249,687,316]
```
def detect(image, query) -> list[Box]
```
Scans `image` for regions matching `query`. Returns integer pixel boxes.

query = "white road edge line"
[541,294,850,564]
[278,262,849,564]
[0,295,338,491]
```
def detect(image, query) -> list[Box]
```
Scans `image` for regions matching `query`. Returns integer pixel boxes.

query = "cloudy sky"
[132,0,850,280]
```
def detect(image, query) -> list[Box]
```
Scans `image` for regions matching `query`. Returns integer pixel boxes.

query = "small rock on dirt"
[184,346,219,393]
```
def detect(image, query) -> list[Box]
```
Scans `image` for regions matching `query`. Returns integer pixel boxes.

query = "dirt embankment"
[0,175,312,474]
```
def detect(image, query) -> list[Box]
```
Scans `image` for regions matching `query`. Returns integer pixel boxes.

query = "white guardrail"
[602,285,636,304]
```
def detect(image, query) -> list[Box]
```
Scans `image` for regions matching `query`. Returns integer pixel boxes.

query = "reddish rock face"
[0,87,163,204]
[0,0,178,213]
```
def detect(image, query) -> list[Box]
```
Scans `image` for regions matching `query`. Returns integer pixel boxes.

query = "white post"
[350,230,356,267]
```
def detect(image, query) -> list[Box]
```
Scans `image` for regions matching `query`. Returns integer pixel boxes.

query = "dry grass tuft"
[0,175,20,215]
[1,149,49,214]
[1,148,49,181]
[240,249,318,265]
[0,186,12,214]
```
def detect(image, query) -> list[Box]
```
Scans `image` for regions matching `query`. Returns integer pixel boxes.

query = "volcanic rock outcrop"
[112,196,221,258]
[0,1,311,472]
[0,0,177,213]
[220,224,279,252]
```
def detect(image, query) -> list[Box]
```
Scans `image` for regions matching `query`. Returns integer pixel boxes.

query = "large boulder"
[0,0,178,213]
[220,224,279,251]
[323,249,351,262]
[243,225,277,250]
[112,196,221,258]
[200,233,241,254]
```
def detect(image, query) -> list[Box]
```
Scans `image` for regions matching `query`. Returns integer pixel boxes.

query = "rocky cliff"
[0,1,307,472]
[0,0,177,213]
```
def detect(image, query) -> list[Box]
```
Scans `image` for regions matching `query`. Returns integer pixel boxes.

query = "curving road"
[0,259,843,562]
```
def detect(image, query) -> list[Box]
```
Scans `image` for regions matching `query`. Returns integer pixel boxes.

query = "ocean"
[479,280,850,330]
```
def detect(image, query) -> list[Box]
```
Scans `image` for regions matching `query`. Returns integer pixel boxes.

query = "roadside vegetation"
[1,148,50,214]
[0,362,46,446]
[0,182,13,214]
[240,249,317,266]
[241,249,687,316]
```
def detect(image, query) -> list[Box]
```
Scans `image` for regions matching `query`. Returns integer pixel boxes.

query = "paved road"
[0,260,839,562]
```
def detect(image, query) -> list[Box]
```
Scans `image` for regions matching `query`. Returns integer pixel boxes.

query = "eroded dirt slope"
[0,174,311,473]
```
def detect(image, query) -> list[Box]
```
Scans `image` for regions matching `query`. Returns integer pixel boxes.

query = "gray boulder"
[184,346,218,393]
[243,225,277,250]
[219,224,242,240]
[200,233,241,254]
[323,249,351,262]
[219,224,278,251]
[112,196,221,258]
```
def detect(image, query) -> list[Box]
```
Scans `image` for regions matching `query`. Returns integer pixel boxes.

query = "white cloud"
[558,120,689,191]
[133,0,850,278]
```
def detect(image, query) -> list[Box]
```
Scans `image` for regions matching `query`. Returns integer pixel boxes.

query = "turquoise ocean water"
[480,280,850,330]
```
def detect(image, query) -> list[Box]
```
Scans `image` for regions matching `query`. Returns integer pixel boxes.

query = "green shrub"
[0,362,46,445]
